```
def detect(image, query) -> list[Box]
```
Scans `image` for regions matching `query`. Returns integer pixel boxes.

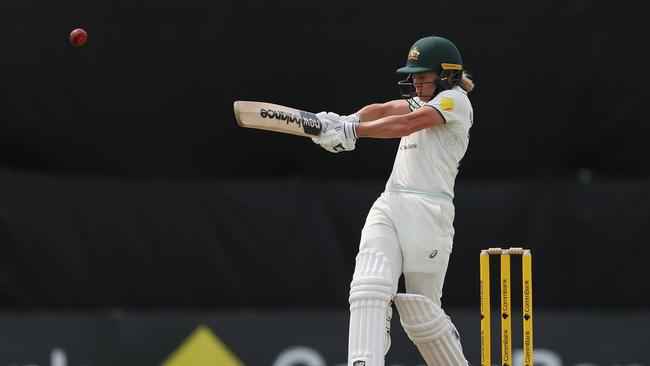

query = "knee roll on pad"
[393,293,468,366]
[348,248,394,366]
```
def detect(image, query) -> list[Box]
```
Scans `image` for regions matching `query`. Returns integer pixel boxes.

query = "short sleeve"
[424,89,472,126]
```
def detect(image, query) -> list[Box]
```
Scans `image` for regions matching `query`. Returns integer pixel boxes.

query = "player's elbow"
[390,123,413,137]
[400,124,418,137]
[396,108,442,136]
[396,116,421,136]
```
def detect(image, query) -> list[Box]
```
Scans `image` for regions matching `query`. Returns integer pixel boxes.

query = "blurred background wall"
[1,0,649,365]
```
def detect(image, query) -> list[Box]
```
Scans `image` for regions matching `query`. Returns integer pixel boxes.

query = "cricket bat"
[233,101,324,137]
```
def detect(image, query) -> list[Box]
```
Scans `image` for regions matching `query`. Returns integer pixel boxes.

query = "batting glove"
[311,111,341,144]
[317,121,357,153]
[340,113,361,124]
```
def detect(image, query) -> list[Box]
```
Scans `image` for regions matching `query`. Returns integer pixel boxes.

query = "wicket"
[480,247,533,366]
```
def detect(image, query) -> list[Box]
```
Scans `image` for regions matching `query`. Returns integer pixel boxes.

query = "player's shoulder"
[425,86,472,126]
[432,86,471,110]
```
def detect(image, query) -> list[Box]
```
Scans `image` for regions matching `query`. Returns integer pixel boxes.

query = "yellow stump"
[522,250,533,366]
[480,251,491,366]
[500,252,512,366]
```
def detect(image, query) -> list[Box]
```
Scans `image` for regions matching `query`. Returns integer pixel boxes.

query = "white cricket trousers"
[358,190,455,305]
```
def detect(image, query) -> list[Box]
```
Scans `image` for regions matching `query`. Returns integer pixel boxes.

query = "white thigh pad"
[348,248,394,366]
[393,293,468,366]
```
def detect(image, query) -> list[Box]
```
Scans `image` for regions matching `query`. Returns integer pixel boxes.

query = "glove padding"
[314,112,341,136]
[318,121,357,153]
[311,111,340,145]
[312,112,358,153]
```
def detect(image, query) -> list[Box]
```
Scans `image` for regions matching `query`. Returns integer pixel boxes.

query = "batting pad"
[393,293,468,366]
[348,248,394,366]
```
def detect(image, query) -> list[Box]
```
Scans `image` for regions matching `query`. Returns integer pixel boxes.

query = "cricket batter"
[313,36,475,366]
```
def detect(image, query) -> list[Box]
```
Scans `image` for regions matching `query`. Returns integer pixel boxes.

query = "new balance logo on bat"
[234,100,323,137]
[259,108,322,135]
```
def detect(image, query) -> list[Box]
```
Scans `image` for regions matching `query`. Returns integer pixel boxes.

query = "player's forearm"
[357,103,389,122]
[355,115,411,138]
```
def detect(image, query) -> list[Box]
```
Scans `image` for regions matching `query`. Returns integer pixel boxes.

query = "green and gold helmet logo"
[407,47,420,61]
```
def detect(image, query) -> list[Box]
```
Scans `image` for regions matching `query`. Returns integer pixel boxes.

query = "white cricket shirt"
[385,86,473,199]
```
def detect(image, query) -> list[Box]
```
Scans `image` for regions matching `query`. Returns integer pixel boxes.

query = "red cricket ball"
[69,28,88,46]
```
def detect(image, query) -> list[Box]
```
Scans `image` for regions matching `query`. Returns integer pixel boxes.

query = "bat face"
[233,101,323,137]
